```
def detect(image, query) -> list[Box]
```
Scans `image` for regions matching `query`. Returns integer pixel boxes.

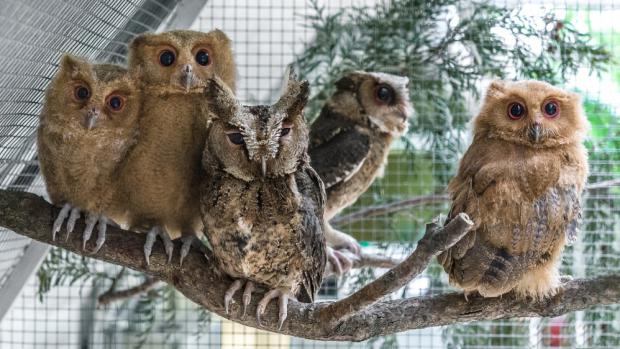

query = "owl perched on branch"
[438,80,589,299]
[201,71,326,329]
[38,54,140,253]
[308,71,412,273]
[114,29,236,265]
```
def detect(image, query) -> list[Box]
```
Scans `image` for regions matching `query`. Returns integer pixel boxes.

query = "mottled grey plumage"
[201,70,326,328]
[308,71,412,271]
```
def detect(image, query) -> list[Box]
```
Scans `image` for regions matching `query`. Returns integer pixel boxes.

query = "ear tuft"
[204,76,238,121]
[486,80,506,99]
[275,67,310,117]
[210,28,231,44]
[59,54,88,76]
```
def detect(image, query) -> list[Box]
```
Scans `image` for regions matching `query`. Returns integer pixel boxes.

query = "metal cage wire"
[0,0,618,348]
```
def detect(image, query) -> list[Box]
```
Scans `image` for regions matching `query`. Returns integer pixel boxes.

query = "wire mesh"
[0,0,618,348]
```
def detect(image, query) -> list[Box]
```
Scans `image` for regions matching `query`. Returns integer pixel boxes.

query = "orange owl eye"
[542,100,559,118]
[106,94,126,112]
[507,102,526,120]
[74,85,90,101]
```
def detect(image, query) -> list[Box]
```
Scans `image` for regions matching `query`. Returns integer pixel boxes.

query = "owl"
[200,71,326,329]
[114,29,236,265]
[308,71,412,273]
[38,54,140,253]
[437,80,589,299]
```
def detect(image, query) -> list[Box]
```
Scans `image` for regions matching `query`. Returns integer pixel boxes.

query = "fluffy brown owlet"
[308,71,412,273]
[438,80,589,299]
[114,29,236,265]
[201,71,326,329]
[38,54,140,253]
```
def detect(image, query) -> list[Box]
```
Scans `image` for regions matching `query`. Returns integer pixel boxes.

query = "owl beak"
[180,64,194,92]
[84,107,100,130]
[530,122,542,143]
[261,156,267,177]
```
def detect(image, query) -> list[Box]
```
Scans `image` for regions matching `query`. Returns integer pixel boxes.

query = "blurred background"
[0,0,618,348]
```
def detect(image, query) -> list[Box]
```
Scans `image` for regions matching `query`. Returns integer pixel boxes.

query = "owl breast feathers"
[438,80,589,299]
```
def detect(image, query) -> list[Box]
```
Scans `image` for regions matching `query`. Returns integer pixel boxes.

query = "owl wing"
[293,165,327,303]
[308,113,370,189]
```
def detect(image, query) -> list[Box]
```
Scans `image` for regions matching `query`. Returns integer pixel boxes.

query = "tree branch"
[333,178,620,226]
[1,189,619,341]
[98,276,161,306]
[318,213,473,323]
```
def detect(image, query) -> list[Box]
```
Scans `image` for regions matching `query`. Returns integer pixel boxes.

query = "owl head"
[43,54,139,133]
[204,70,310,181]
[474,80,590,147]
[128,29,236,91]
[332,71,412,136]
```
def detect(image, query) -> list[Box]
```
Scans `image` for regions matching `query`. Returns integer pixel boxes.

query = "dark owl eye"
[543,100,559,118]
[280,127,291,137]
[106,94,125,112]
[507,102,526,120]
[195,49,210,66]
[227,132,245,145]
[74,85,90,101]
[159,50,176,67]
[375,84,394,104]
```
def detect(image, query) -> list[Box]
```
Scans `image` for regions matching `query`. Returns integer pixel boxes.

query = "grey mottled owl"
[201,71,326,329]
[38,54,139,253]
[309,71,412,273]
[113,29,236,265]
[438,80,589,299]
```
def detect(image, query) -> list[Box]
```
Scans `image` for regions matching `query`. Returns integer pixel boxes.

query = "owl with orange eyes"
[38,54,140,253]
[438,80,589,299]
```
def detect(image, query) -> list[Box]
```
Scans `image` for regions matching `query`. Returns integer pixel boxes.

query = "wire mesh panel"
[0,0,619,348]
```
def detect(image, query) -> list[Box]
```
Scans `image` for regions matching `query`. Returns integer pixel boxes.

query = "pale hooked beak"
[261,156,267,177]
[180,64,193,92]
[84,107,100,130]
[529,122,542,143]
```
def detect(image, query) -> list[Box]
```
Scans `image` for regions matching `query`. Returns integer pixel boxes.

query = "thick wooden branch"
[1,190,620,341]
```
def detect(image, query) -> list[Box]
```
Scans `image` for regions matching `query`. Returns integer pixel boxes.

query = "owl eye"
[280,127,291,137]
[74,85,90,101]
[106,94,125,112]
[159,50,176,67]
[507,102,526,120]
[542,100,559,118]
[195,49,211,66]
[375,84,394,104]
[227,132,245,145]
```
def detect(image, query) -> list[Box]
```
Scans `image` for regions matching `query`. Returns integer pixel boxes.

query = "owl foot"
[327,247,354,276]
[81,213,108,254]
[222,280,255,318]
[325,224,361,255]
[256,288,295,330]
[143,226,173,266]
[52,203,77,240]
[179,235,208,266]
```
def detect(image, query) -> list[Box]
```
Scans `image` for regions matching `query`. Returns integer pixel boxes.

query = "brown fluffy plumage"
[438,80,589,299]
[308,71,412,272]
[38,54,140,253]
[112,29,237,265]
[201,71,326,329]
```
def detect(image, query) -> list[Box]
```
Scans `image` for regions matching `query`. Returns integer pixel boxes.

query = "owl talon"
[179,235,208,266]
[66,207,81,234]
[256,289,293,329]
[242,281,255,318]
[224,279,244,314]
[82,213,98,250]
[52,203,72,240]
[91,216,108,254]
[143,226,174,266]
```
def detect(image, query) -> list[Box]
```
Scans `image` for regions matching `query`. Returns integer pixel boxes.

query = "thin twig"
[98,277,161,306]
[333,178,619,225]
